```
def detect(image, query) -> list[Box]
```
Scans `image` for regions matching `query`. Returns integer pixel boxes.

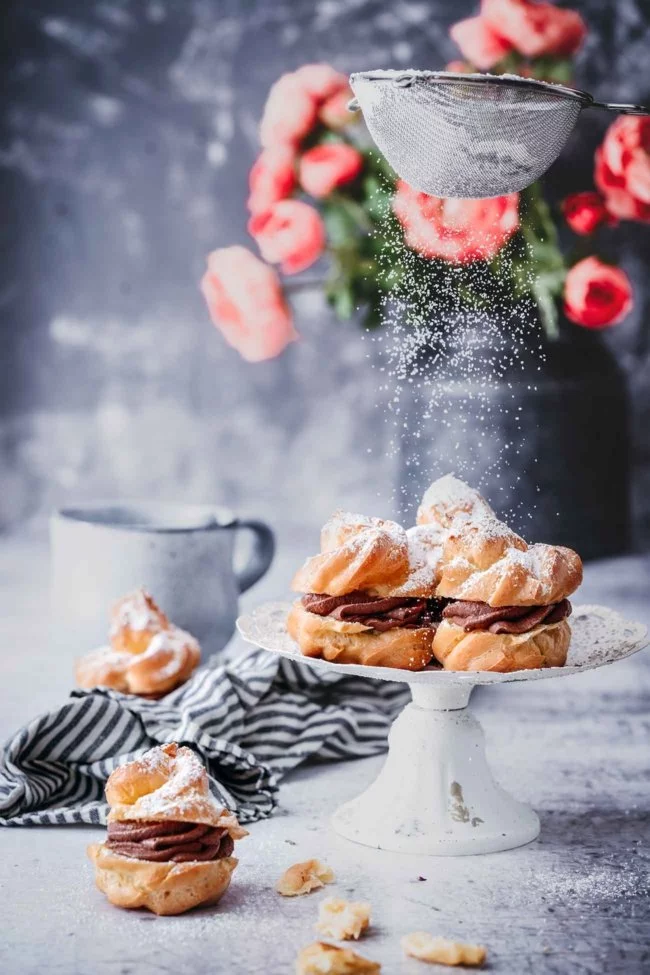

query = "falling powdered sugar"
[360,175,547,532]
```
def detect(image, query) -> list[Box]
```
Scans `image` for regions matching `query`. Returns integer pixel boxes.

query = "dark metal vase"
[396,317,630,560]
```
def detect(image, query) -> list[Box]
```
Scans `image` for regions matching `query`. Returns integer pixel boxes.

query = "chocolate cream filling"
[301,592,571,635]
[106,820,234,863]
[301,592,446,632]
[442,598,572,634]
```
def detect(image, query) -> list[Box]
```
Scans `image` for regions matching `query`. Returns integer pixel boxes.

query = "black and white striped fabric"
[0,649,408,827]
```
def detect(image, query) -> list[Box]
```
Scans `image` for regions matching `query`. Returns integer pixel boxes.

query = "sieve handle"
[591,101,650,115]
[347,98,360,112]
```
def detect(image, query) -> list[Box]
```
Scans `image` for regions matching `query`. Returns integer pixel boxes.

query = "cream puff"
[75,589,201,698]
[288,512,445,670]
[288,477,583,674]
[88,743,247,915]
[420,476,582,672]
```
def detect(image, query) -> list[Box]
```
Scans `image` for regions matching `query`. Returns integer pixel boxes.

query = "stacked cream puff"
[75,589,200,698]
[288,475,583,673]
[88,743,247,915]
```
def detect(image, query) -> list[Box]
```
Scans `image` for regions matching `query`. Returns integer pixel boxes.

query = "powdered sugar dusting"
[420,473,490,514]
[403,524,443,591]
[117,744,231,826]
[110,588,165,634]
[135,743,172,778]
[451,508,523,545]
[147,627,199,656]
[327,510,375,531]
[507,543,551,577]
[326,510,405,543]
[77,645,131,679]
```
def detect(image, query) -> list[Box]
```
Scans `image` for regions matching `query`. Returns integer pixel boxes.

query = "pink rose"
[481,0,586,58]
[393,181,519,263]
[260,64,350,149]
[248,199,326,275]
[445,60,474,74]
[200,246,297,362]
[247,145,296,214]
[594,117,650,223]
[319,88,355,128]
[260,73,318,148]
[449,16,513,70]
[563,256,633,329]
[561,191,614,235]
[294,64,349,101]
[299,144,363,198]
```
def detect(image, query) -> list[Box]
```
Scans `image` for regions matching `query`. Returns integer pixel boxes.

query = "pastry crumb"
[316,897,371,940]
[296,941,380,974]
[276,859,335,896]
[401,932,486,967]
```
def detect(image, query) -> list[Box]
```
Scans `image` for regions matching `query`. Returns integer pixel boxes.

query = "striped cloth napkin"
[0,649,408,827]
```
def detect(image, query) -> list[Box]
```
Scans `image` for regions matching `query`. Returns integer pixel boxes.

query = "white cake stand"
[237,603,647,857]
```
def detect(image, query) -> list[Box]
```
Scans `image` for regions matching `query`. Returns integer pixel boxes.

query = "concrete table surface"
[0,535,649,975]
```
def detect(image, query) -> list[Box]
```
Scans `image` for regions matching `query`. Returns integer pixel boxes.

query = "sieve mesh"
[350,72,585,199]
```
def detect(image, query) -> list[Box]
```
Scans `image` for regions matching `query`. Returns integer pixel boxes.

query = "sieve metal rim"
[349,70,594,108]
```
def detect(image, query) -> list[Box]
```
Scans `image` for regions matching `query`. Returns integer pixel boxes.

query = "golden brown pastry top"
[110,589,169,654]
[292,476,582,607]
[292,511,448,598]
[105,742,247,838]
[436,512,582,606]
[292,512,411,596]
[423,473,582,605]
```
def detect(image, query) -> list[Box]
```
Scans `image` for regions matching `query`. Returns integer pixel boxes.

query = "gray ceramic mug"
[50,502,274,659]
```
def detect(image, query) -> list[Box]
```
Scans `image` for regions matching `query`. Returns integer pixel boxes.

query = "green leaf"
[322,202,359,248]
[328,192,375,233]
[533,280,560,339]
[362,174,393,221]
[531,57,574,84]
[487,51,526,76]
[327,281,356,319]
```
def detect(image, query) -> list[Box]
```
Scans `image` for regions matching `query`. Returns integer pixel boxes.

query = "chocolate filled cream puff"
[288,512,445,670]
[288,477,583,674]
[88,743,247,915]
[419,476,582,673]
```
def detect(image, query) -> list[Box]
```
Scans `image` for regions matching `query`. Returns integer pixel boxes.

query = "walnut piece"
[401,932,486,967]
[276,859,335,896]
[296,942,380,974]
[316,897,371,940]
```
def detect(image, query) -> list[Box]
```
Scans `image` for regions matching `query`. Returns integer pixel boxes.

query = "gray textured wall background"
[1,0,649,546]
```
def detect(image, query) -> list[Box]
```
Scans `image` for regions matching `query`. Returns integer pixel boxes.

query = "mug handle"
[233,518,275,593]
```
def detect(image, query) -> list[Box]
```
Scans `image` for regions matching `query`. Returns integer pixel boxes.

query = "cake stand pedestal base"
[330,683,540,856]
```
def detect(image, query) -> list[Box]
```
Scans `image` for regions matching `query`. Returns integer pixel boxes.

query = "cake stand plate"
[237,603,647,856]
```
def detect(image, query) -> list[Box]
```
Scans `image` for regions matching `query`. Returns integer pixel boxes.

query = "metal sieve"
[349,70,650,199]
